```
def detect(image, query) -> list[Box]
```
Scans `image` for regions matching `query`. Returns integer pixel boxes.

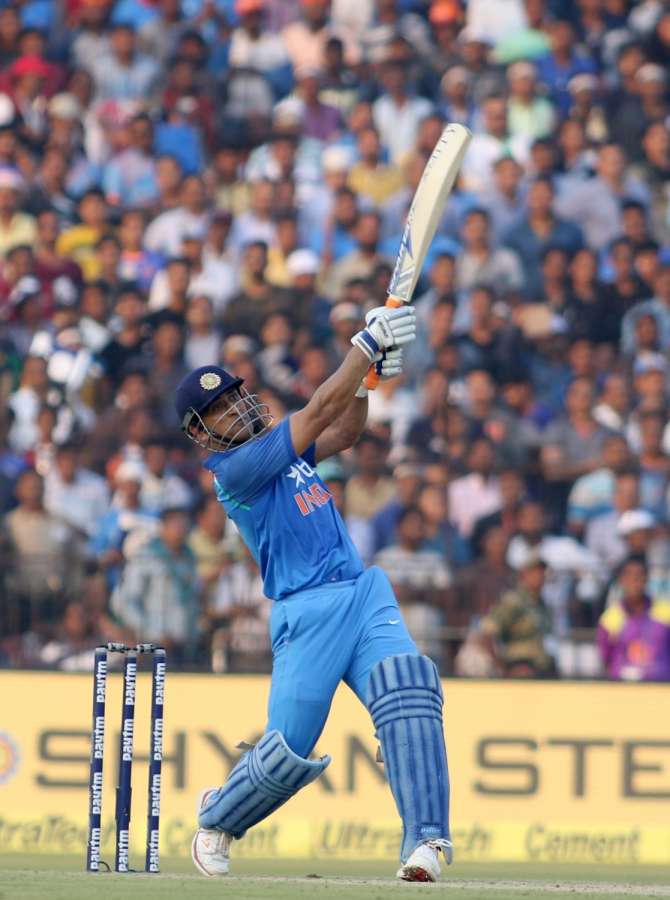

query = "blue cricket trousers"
[266,566,417,757]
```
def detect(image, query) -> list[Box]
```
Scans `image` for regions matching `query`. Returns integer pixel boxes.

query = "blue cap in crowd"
[175,366,243,429]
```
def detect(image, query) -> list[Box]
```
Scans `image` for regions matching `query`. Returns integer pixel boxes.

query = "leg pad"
[367,654,451,863]
[198,730,330,838]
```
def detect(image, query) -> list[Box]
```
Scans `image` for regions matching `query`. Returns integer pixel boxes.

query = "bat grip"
[363,297,404,391]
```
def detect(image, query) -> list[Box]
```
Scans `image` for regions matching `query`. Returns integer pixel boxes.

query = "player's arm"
[313,343,404,460]
[290,307,415,457]
[314,393,368,463]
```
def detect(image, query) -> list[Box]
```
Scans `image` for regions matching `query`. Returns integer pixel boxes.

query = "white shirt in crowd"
[448,473,502,538]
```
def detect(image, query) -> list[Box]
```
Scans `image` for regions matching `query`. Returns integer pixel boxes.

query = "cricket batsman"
[175,304,453,882]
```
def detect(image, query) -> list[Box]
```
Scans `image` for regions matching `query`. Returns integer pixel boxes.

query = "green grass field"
[1,855,669,900]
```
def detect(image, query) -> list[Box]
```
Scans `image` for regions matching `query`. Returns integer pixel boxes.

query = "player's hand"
[351,306,416,362]
[375,347,404,380]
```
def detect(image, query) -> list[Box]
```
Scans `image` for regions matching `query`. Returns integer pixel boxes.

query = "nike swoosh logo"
[388,620,400,625]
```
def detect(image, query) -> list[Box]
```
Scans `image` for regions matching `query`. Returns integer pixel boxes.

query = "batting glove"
[351,306,416,362]
[355,347,404,397]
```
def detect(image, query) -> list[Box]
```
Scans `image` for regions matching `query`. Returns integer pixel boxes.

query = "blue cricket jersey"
[203,418,364,600]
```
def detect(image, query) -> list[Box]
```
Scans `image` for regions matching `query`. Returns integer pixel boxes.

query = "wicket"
[86,643,166,873]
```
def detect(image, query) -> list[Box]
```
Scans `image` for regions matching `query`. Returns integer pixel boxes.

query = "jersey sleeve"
[204,418,299,506]
[301,441,317,467]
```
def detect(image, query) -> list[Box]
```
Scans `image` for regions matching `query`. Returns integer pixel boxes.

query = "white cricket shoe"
[191,787,232,877]
[396,839,452,883]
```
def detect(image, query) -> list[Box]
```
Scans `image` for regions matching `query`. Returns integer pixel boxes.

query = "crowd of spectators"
[1,0,670,680]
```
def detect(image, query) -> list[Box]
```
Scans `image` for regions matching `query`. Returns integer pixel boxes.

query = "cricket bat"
[364,122,471,390]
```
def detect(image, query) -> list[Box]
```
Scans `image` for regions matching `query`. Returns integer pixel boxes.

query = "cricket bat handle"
[362,296,404,391]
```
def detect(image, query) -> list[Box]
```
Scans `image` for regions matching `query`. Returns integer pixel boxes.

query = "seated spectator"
[621,265,670,355]
[478,546,556,677]
[140,436,192,514]
[111,507,199,663]
[418,481,470,569]
[0,167,36,257]
[471,467,526,553]
[88,22,160,103]
[188,494,239,597]
[39,600,108,671]
[535,18,596,117]
[452,524,516,625]
[503,176,583,300]
[484,156,525,244]
[455,208,524,297]
[207,545,271,674]
[555,143,650,251]
[345,431,395,520]
[324,210,391,302]
[88,461,158,590]
[370,462,424,554]
[4,468,81,635]
[43,441,109,540]
[56,189,108,281]
[598,555,670,681]
[117,208,164,291]
[103,113,159,209]
[144,174,210,258]
[295,66,342,142]
[461,94,529,193]
[506,61,555,141]
[374,505,451,669]
[567,434,632,536]
[586,473,642,582]
[449,433,502,537]
[347,126,404,207]
[541,377,613,503]
[372,58,433,163]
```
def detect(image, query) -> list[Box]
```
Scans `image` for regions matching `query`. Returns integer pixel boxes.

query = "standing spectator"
[477,546,556,677]
[598,555,670,681]
[111,507,199,662]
